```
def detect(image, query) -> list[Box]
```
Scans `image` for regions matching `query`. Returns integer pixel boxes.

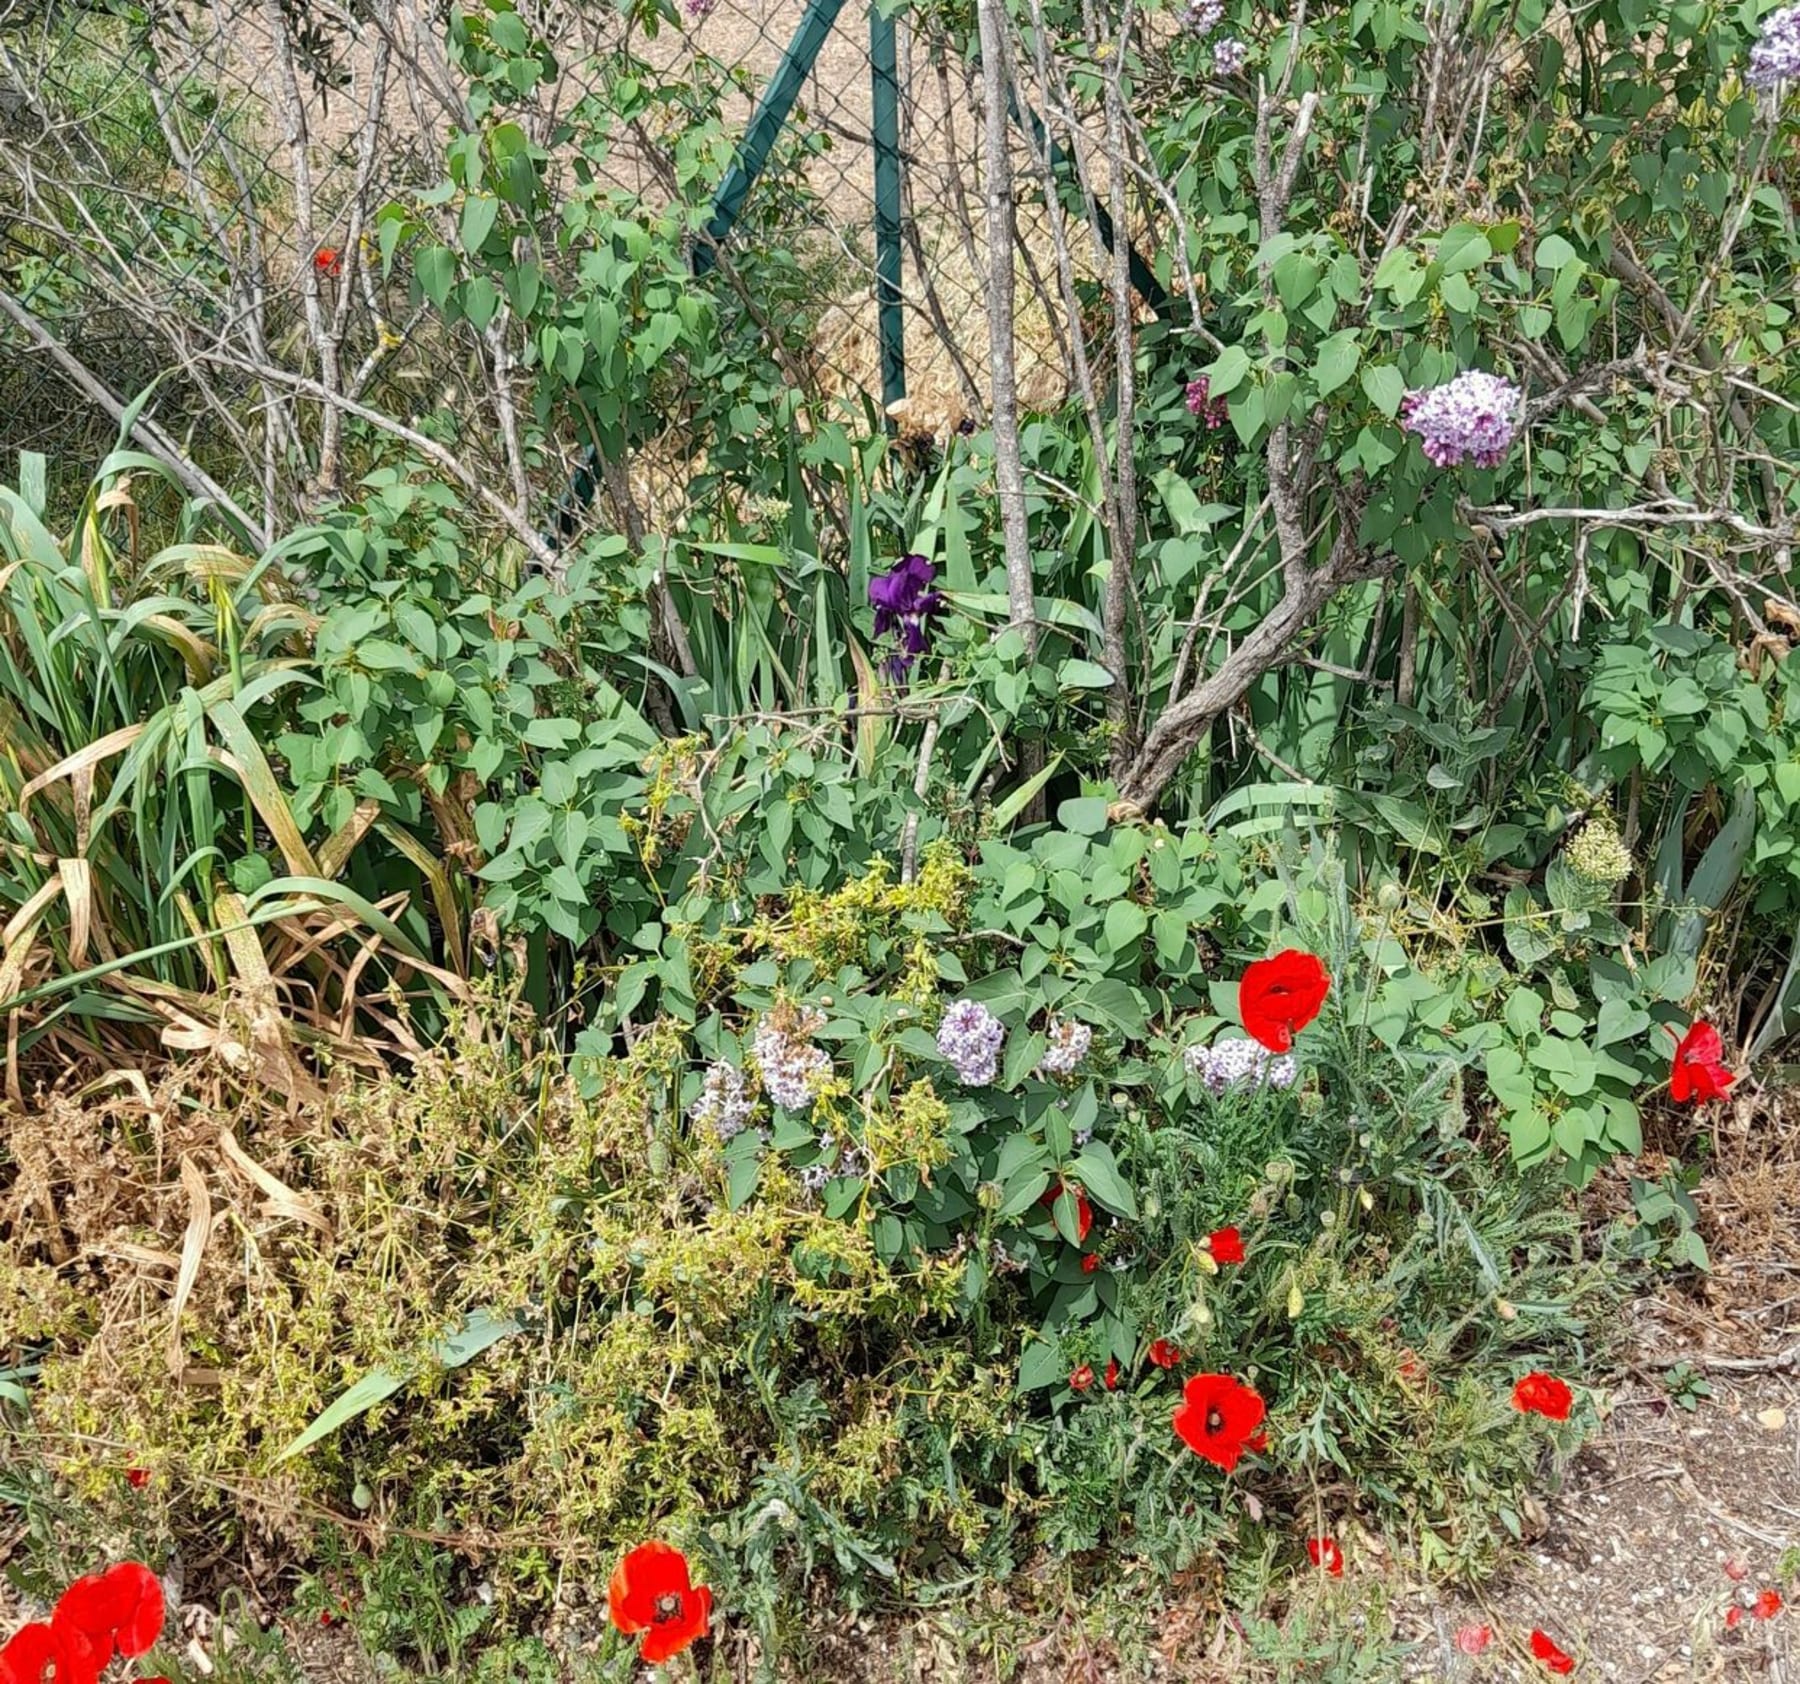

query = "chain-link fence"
[0,0,1157,532]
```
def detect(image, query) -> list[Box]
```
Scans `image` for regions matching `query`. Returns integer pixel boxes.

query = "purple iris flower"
[868,552,944,677]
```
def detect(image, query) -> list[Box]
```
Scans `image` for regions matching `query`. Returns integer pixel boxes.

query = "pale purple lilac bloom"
[868,552,945,679]
[753,1016,830,1111]
[937,998,1007,1086]
[1180,0,1223,32]
[1749,5,1800,87]
[1039,1017,1093,1078]
[1399,370,1523,468]
[1184,1035,1298,1094]
[689,1060,755,1140]
[1213,36,1249,73]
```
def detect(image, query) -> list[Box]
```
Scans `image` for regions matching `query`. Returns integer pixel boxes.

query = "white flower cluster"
[1750,5,1800,87]
[937,999,1007,1086]
[1213,36,1249,72]
[688,1060,756,1141]
[1038,1017,1093,1078]
[1183,1035,1299,1094]
[753,1011,830,1112]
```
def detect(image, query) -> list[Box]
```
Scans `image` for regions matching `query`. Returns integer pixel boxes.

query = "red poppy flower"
[1238,949,1330,1053]
[0,1622,98,1684]
[1207,1226,1245,1265]
[608,1542,712,1665]
[1040,1183,1093,1243]
[1669,1021,1734,1104]
[1455,1624,1493,1655]
[1512,1372,1574,1422]
[1246,1426,1269,1453]
[314,248,342,278]
[1755,1589,1783,1621]
[1726,1605,1745,1629]
[1081,1252,1101,1274]
[1069,1364,1095,1392]
[1305,1537,1343,1577]
[1172,1373,1266,1472]
[1529,1628,1575,1675]
[55,1563,164,1662]
[1104,1359,1120,1391]
[135,1678,173,1684]
[1147,1339,1181,1369]
[125,1468,150,1490]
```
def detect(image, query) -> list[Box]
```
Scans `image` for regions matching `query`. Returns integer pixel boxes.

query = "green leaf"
[1057,658,1116,690]
[1058,797,1110,836]
[1103,899,1148,951]
[1534,233,1579,270]
[1360,363,1406,417]
[1206,344,1251,397]
[460,194,501,254]
[1435,223,1493,274]
[1313,331,1361,395]
[1071,1141,1138,1218]
[1018,1338,1064,1392]
[276,1308,521,1461]
[415,245,457,310]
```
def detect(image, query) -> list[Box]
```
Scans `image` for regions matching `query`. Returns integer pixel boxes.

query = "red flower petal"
[1726,1605,1744,1629]
[608,1542,694,1637]
[1512,1372,1574,1422]
[0,1622,99,1684]
[637,1585,710,1664]
[1081,1253,1101,1274]
[1104,1359,1120,1391]
[124,1468,150,1491]
[1207,1226,1245,1265]
[1754,1589,1783,1621]
[1670,1021,1735,1104]
[1069,1364,1094,1392]
[1238,950,1330,1053]
[1147,1339,1181,1369]
[1040,1184,1094,1244]
[1529,1628,1575,1674]
[54,1564,163,1664]
[1724,1556,1751,1582]
[1454,1623,1493,1655]
[1305,1537,1344,1577]
[1172,1373,1266,1472]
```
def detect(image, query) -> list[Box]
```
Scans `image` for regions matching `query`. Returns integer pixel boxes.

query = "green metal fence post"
[869,0,906,413]
[691,0,851,277]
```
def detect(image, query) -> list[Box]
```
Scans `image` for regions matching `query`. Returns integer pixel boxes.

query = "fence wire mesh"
[0,0,1128,529]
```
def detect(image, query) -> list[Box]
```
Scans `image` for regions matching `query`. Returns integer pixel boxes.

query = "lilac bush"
[753,1014,831,1111]
[1399,370,1523,468]
[1212,36,1249,74]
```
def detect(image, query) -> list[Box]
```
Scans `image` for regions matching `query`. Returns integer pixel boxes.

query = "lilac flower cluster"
[1399,370,1523,468]
[1184,376,1228,429]
[684,0,717,19]
[1749,5,1800,88]
[1213,36,1249,73]
[1039,1017,1093,1078]
[937,999,1007,1086]
[800,1131,869,1195]
[1183,1036,1299,1094]
[1179,0,1223,32]
[753,1013,830,1112]
[868,553,945,679]
[688,1060,755,1141]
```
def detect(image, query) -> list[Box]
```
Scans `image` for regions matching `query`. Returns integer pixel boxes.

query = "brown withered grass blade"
[219,1126,335,1245]
[168,1153,211,1375]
